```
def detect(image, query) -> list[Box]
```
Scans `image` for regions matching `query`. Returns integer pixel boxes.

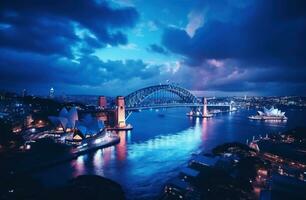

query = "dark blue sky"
[0,0,306,96]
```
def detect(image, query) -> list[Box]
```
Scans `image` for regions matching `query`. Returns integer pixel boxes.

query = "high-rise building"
[98,96,107,109]
[49,87,55,98]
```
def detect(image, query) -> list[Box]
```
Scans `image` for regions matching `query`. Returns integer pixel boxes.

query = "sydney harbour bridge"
[107,84,235,129]
[124,84,233,111]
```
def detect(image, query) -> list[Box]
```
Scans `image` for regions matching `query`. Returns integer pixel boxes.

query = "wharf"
[2,135,120,175]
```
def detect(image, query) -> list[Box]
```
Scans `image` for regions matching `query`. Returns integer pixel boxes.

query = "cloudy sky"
[0,0,306,96]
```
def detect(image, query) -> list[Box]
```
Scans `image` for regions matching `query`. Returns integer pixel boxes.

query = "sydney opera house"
[49,107,79,132]
[249,107,287,121]
[49,107,105,144]
[249,106,287,120]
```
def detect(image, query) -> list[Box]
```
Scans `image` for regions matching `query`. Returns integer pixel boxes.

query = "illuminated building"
[75,114,105,138]
[66,114,105,145]
[260,107,286,117]
[49,107,79,131]
[249,107,287,120]
[50,109,105,144]
[49,87,55,98]
[66,130,85,145]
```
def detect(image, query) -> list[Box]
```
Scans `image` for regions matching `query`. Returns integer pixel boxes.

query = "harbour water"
[34,108,306,199]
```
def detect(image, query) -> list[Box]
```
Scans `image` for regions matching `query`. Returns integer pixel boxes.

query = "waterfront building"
[71,130,85,144]
[75,114,105,138]
[49,107,78,131]
[249,107,287,120]
[66,124,104,145]
[65,128,96,146]
[49,108,105,145]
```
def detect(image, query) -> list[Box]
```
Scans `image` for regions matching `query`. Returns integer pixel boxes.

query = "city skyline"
[0,0,306,96]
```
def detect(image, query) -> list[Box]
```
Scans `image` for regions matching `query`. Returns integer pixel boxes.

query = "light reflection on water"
[69,113,210,199]
[93,149,103,174]
[35,108,306,199]
[74,155,85,176]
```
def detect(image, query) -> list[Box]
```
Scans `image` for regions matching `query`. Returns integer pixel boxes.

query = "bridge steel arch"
[124,84,201,109]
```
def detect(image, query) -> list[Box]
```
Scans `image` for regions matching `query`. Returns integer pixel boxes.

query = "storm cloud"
[0,0,305,95]
[161,0,306,94]
[0,0,138,56]
[0,0,160,94]
[163,0,306,66]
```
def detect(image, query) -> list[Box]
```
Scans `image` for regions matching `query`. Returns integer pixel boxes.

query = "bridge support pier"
[201,97,212,117]
[116,96,126,128]
[203,97,208,116]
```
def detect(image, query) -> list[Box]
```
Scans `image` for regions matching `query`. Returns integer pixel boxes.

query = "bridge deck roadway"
[125,104,231,111]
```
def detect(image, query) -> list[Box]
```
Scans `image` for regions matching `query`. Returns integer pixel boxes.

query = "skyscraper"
[49,87,55,98]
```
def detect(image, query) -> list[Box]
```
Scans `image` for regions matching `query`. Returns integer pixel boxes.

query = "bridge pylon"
[203,97,208,116]
[201,97,212,118]
[116,96,126,128]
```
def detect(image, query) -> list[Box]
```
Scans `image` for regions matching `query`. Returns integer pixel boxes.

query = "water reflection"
[201,118,209,141]
[78,114,209,198]
[127,130,131,143]
[116,131,127,161]
[93,149,103,174]
[73,155,86,177]
[102,145,114,165]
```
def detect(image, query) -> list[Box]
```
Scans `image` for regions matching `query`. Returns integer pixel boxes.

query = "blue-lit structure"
[75,114,105,138]
[49,107,78,131]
